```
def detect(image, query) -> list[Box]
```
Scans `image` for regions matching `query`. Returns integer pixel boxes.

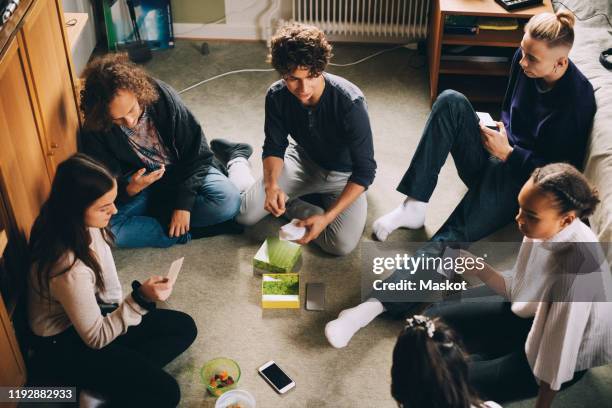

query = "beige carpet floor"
[111,40,612,407]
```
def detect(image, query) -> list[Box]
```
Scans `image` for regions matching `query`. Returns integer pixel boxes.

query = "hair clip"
[406,314,435,338]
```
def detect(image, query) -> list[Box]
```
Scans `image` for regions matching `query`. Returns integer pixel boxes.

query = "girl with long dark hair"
[391,315,501,408]
[27,153,197,407]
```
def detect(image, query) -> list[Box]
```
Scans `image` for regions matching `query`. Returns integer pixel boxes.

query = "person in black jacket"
[80,53,241,248]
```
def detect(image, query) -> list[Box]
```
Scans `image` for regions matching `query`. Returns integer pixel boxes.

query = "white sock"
[325,298,385,348]
[372,196,427,241]
[227,157,255,193]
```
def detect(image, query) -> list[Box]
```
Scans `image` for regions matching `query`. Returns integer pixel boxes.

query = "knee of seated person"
[178,312,198,346]
[434,89,469,111]
[223,187,242,218]
[156,376,181,408]
[323,239,358,257]
[235,211,260,227]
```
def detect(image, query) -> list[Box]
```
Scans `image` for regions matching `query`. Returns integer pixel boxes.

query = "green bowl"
[201,358,241,397]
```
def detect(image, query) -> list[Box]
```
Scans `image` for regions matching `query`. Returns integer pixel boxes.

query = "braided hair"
[531,163,600,219]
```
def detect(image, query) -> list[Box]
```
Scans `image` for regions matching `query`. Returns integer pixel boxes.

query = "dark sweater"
[81,79,215,211]
[263,73,377,188]
[502,49,596,179]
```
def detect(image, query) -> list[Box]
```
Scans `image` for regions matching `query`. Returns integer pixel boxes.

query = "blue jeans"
[111,168,241,248]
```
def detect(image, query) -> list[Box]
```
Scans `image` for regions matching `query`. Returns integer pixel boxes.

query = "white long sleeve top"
[28,228,148,349]
[504,219,612,390]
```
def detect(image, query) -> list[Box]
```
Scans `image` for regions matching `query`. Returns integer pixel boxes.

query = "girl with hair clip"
[27,154,197,407]
[392,315,502,408]
[423,163,612,408]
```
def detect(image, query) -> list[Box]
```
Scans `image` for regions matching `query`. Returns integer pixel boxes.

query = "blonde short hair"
[525,10,575,48]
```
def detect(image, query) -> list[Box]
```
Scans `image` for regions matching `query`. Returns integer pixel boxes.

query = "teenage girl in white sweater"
[426,163,611,407]
[28,154,197,407]
[336,163,611,407]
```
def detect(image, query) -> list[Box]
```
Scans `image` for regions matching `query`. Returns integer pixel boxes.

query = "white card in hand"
[166,257,184,285]
[476,111,497,129]
[279,219,306,241]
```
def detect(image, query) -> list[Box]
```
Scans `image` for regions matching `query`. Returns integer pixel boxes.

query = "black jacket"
[81,79,216,211]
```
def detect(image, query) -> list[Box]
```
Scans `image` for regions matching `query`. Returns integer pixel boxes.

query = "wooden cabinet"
[427,0,553,104]
[0,0,79,392]
[19,0,80,172]
[0,39,51,239]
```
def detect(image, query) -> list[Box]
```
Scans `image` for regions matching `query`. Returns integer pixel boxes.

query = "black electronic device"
[494,0,543,11]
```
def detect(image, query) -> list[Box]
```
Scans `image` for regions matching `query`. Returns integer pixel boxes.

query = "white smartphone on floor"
[476,111,498,130]
[258,360,296,394]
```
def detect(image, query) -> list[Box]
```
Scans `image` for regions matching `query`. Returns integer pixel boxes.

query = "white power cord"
[178,68,275,94]
[178,44,418,94]
[329,44,411,67]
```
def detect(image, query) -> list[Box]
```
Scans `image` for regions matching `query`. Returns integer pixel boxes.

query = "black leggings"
[30,309,197,407]
[425,297,586,402]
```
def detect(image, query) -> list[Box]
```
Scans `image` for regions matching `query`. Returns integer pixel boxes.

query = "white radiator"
[292,0,430,42]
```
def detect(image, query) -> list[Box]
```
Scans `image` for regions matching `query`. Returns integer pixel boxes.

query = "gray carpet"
[112,40,612,407]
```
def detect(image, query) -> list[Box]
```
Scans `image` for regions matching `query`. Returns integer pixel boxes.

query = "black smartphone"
[306,282,325,311]
[144,164,162,174]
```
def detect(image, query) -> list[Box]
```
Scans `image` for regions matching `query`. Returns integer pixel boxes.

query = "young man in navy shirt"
[213,23,377,256]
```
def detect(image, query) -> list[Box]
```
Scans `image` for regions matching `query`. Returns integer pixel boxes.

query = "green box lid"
[253,238,302,273]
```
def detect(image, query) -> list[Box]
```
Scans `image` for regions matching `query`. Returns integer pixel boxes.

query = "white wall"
[62,0,96,75]
[173,0,291,42]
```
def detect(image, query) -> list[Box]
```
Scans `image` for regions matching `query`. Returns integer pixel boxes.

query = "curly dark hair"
[531,163,600,219]
[268,22,333,76]
[80,53,159,132]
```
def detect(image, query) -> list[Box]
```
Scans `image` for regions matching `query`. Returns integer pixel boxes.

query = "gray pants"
[236,144,367,256]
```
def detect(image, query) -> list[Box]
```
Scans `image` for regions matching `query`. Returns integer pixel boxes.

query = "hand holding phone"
[127,165,165,196]
[258,361,295,394]
[476,111,498,130]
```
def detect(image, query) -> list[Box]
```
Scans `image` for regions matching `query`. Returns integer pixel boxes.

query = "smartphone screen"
[259,362,294,393]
